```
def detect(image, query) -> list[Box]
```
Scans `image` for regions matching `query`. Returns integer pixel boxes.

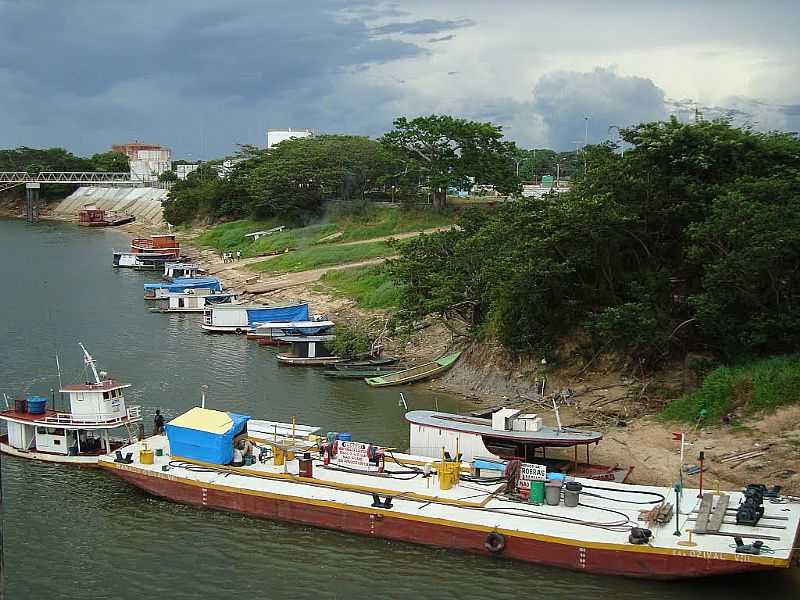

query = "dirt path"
[336,225,457,246]
[244,257,395,294]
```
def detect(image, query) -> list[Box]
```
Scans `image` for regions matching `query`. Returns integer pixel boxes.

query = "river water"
[1,218,797,599]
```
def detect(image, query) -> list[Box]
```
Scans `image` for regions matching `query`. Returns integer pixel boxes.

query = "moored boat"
[99,405,800,579]
[113,251,176,269]
[144,277,222,300]
[79,205,135,227]
[0,344,142,466]
[246,318,335,343]
[322,367,402,379]
[162,262,205,281]
[365,351,461,387]
[202,303,310,334]
[276,336,342,366]
[149,290,239,313]
[334,356,400,369]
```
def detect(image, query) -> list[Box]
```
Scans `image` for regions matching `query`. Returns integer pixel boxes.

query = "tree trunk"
[432,188,447,211]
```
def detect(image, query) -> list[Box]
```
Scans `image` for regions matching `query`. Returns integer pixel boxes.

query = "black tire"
[235,328,243,335]
[484,532,505,553]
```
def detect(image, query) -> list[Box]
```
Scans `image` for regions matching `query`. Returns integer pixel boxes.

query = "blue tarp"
[166,409,250,465]
[144,277,221,293]
[246,303,309,326]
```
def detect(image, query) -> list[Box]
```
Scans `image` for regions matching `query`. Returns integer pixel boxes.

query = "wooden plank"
[707,493,729,532]
[694,493,714,534]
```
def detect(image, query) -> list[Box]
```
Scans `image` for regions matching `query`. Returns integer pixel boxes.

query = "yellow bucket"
[437,461,460,490]
[139,449,154,465]
[273,446,285,466]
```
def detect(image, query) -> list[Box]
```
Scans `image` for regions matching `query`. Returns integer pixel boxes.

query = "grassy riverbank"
[317,264,401,309]
[249,241,393,274]
[195,205,457,258]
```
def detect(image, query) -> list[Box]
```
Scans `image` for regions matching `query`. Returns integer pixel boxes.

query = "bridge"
[0,171,149,222]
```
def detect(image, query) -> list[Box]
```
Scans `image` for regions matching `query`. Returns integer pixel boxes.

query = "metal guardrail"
[0,171,146,184]
[38,405,142,427]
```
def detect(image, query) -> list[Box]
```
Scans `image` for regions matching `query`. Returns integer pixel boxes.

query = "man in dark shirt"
[154,409,165,435]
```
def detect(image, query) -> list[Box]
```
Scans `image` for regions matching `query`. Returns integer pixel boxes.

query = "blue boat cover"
[165,408,250,464]
[246,303,308,326]
[144,277,221,292]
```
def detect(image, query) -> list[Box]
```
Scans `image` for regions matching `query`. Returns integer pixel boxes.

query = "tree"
[381,115,519,209]
[90,151,129,172]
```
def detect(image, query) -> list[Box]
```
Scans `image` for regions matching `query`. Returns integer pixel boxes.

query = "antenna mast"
[78,343,101,385]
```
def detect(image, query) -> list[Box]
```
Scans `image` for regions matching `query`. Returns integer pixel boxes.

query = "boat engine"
[736,484,767,526]
[628,527,653,545]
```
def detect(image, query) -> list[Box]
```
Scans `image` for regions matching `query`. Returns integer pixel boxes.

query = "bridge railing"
[0,171,147,185]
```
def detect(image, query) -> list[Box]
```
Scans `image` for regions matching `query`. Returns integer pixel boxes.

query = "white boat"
[0,344,142,466]
[150,290,240,313]
[201,303,310,334]
[246,318,335,342]
[163,262,205,281]
[276,335,342,366]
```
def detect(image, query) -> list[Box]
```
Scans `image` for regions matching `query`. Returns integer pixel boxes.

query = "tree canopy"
[390,117,800,364]
[381,115,520,209]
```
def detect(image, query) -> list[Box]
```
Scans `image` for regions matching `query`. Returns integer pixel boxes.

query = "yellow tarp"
[168,407,232,434]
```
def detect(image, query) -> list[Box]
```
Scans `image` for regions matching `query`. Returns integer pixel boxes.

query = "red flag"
[672,432,683,441]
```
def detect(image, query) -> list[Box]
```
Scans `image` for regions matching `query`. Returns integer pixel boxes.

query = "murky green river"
[1,218,797,599]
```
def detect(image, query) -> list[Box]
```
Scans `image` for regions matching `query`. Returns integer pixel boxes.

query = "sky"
[1,0,798,159]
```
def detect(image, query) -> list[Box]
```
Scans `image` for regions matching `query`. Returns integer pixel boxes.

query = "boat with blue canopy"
[143,277,222,299]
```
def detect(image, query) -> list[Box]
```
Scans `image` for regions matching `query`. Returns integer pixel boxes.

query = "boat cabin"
[144,277,222,299]
[248,319,334,344]
[113,251,174,269]
[155,291,239,313]
[130,234,180,259]
[406,409,632,483]
[163,262,204,281]
[202,303,310,333]
[276,336,340,365]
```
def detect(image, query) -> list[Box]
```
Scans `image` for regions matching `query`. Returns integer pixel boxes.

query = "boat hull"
[104,464,780,580]
[276,354,343,366]
[1,441,100,466]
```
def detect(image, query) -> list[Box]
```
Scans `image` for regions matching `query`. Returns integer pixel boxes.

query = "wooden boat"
[276,336,342,366]
[322,367,402,379]
[79,206,135,227]
[334,356,400,369]
[0,344,142,466]
[365,351,461,387]
[99,405,800,579]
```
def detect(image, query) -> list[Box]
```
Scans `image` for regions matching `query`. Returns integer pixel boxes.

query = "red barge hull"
[106,465,783,580]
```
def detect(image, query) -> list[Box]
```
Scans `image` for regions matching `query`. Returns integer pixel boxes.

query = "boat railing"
[38,405,142,426]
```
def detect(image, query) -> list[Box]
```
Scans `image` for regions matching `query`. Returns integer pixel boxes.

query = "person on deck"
[154,409,165,435]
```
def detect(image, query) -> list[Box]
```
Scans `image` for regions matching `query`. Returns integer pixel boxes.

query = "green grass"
[318,264,402,309]
[660,354,800,422]
[249,241,393,274]
[194,206,457,258]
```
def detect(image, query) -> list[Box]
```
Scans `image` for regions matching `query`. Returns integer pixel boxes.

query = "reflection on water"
[1,218,798,599]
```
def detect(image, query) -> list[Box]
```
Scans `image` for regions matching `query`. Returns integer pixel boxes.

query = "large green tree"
[90,151,129,172]
[390,118,800,363]
[381,115,519,209]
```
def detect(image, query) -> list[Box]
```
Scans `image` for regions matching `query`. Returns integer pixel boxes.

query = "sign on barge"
[98,407,800,580]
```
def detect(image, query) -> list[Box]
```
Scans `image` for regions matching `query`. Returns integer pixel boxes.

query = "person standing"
[154,409,165,435]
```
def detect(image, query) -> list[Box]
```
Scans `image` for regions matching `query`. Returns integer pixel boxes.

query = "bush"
[331,324,373,359]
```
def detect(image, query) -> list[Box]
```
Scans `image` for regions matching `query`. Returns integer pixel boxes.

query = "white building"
[267,128,312,149]
[176,163,200,180]
[129,148,171,183]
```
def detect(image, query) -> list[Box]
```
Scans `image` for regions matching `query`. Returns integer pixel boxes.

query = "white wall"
[267,129,312,148]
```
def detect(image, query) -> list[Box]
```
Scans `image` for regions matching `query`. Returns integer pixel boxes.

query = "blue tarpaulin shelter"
[246,303,308,326]
[144,277,222,293]
[165,407,250,464]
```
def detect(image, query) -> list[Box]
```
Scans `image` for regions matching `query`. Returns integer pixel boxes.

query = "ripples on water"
[1,219,798,599]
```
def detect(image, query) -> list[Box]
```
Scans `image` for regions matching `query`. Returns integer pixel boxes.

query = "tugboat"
[0,344,142,466]
[100,405,800,579]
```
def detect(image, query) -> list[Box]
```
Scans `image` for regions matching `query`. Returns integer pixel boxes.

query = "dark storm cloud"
[372,18,473,35]
[0,1,433,155]
[531,67,668,149]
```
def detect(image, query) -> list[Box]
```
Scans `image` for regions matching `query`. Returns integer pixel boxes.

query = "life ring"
[235,328,243,335]
[484,532,505,553]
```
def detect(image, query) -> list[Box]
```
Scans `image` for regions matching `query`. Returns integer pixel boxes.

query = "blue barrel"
[547,472,566,482]
[26,396,48,415]
[337,432,352,442]
[326,431,339,444]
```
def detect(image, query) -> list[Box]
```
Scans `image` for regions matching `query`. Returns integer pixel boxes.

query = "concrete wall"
[53,186,167,224]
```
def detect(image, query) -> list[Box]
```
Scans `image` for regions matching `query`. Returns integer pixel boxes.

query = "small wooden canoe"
[323,367,403,379]
[365,351,461,387]
[334,356,400,370]
[276,354,343,366]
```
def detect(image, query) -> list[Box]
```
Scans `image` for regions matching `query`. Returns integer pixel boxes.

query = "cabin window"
[103,391,110,399]
[37,427,47,435]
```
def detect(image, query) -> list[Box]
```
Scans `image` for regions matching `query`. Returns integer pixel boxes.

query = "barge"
[99,406,800,579]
